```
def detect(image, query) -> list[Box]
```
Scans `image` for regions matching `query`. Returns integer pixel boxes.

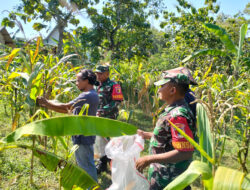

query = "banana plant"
[0,115,137,189]
[182,23,248,77]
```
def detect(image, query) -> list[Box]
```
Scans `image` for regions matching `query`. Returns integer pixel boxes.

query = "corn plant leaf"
[27,62,44,89]
[1,48,21,70]
[241,174,250,190]
[20,52,32,73]
[213,166,245,190]
[7,72,29,87]
[236,23,248,65]
[12,113,20,131]
[49,54,78,74]
[204,23,237,53]
[67,144,79,159]
[31,37,41,64]
[57,136,69,151]
[164,161,212,190]
[8,72,22,80]
[167,119,215,165]
[182,49,227,63]
[1,115,137,143]
[196,103,214,168]
[203,63,213,80]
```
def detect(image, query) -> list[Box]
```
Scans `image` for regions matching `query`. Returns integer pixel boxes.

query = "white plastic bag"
[94,136,109,159]
[105,135,150,190]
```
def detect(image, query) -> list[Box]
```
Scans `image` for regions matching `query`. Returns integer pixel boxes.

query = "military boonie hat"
[94,65,109,73]
[154,67,198,86]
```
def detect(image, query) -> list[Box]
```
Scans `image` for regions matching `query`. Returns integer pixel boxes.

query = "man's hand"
[137,129,153,139]
[135,155,152,173]
[137,129,146,139]
[96,109,105,117]
[36,96,48,107]
[96,111,101,117]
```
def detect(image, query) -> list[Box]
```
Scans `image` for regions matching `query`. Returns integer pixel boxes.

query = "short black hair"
[79,69,99,86]
[170,80,189,96]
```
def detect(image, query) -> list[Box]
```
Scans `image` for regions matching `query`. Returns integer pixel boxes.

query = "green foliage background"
[0,0,249,189]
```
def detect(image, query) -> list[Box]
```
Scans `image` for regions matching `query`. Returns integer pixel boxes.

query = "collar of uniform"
[101,77,111,85]
[165,99,186,112]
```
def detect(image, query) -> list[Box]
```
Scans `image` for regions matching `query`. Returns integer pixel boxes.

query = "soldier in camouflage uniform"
[94,65,124,174]
[136,67,197,190]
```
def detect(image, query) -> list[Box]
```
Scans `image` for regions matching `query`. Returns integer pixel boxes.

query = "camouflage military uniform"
[148,68,197,190]
[95,78,123,119]
[148,100,196,190]
[94,65,124,173]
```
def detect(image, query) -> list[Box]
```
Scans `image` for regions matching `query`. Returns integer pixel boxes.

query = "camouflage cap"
[95,65,109,73]
[154,67,198,86]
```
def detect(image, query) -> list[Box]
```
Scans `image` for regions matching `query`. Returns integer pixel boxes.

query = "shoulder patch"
[169,116,194,151]
[112,84,123,100]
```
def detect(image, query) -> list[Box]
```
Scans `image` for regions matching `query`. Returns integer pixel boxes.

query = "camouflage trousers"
[148,163,191,190]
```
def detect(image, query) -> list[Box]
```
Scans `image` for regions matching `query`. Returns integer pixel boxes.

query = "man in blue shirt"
[37,69,99,181]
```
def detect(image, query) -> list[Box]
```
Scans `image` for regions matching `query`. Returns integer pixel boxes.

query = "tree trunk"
[57,25,65,55]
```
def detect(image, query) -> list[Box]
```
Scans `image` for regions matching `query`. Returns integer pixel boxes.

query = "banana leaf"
[0,144,100,190]
[204,23,237,54]
[1,115,137,143]
[241,174,250,190]
[182,49,227,63]
[164,161,212,190]
[213,166,245,190]
[196,103,214,169]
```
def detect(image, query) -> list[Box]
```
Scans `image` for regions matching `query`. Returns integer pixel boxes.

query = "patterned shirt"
[148,99,196,190]
[95,78,123,119]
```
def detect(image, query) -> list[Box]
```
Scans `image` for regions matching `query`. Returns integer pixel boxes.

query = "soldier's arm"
[136,150,193,173]
[101,100,121,113]
[136,116,195,172]
[137,129,153,139]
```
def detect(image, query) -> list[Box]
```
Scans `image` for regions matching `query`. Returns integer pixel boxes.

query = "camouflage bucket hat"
[94,65,109,73]
[154,67,198,86]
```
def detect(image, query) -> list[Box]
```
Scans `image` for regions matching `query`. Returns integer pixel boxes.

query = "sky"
[0,0,249,39]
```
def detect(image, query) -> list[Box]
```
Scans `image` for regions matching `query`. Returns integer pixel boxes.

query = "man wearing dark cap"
[94,65,124,174]
[136,67,197,190]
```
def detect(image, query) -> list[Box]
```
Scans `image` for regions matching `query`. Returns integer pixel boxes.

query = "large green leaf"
[196,103,214,168]
[241,174,250,190]
[236,23,248,66]
[1,115,137,143]
[213,167,245,190]
[204,23,237,54]
[0,145,100,189]
[164,161,212,190]
[182,49,227,63]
